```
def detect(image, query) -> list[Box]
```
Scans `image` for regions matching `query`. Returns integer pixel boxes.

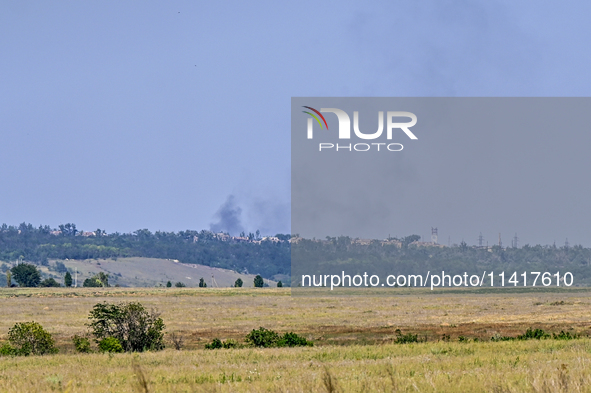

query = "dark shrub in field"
[205,338,240,349]
[394,329,419,344]
[245,327,313,348]
[88,302,165,352]
[72,335,92,353]
[8,321,58,355]
[277,332,313,347]
[518,328,550,340]
[245,327,280,347]
[205,338,223,349]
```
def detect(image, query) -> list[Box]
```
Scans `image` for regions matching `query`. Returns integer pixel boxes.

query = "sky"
[2,1,591,241]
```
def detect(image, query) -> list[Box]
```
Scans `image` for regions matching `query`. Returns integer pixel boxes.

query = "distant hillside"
[25,257,270,288]
[0,223,290,280]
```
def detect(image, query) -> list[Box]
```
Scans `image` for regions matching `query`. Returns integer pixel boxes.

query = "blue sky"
[2,1,591,239]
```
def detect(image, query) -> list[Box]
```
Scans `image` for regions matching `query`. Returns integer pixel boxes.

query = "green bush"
[245,327,280,347]
[394,331,418,344]
[205,338,240,349]
[8,321,58,355]
[518,328,550,340]
[277,332,312,347]
[0,343,15,356]
[175,282,186,288]
[205,338,223,349]
[88,302,165,352]
[98,337,123,353]
[72,335,92,353]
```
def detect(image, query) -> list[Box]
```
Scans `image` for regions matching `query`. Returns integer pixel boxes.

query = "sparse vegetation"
[72,335,92,353]
[169,332,184,350]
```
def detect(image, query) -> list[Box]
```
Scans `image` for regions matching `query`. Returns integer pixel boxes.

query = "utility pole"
[431,227,438,244]
[478,233,484,248]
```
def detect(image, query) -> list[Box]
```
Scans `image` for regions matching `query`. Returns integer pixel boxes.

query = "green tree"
[277,281,283,287]
[39,278,60,287]
[254,275,264,288]
[199,278,207,287]
[83,272,109,287]
[234,278,243,287]
[8,321,58,355]
[87,302,165,352]
[166,281,172,288]
[11,263,41,287]
[6,271,11,287]
[64,271,73,287]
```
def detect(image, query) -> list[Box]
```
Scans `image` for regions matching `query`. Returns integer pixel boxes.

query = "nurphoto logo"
[302,106,418,152]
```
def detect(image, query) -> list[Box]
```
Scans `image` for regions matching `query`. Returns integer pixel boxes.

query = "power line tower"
[565,238,569,249]
[431,227,438,244]
[211,274,218,288]
[498,233,502,248]
[512,233,519,248]
[478,233,484,248]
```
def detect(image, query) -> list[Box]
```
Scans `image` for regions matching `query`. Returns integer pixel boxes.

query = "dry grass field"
[0,287,590,392]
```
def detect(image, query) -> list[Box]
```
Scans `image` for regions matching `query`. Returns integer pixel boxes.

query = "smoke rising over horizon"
[209,194,290,236]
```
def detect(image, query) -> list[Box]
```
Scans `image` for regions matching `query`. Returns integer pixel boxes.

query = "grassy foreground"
[1,340,590,392]
[0,287,590,392]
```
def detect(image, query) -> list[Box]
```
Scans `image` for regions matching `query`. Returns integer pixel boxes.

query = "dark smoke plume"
[210,195,244,235]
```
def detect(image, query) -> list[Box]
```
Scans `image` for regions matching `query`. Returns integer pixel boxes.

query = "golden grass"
[0,340,590,392]
[0,287,589,348]
[0,287,590,391]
